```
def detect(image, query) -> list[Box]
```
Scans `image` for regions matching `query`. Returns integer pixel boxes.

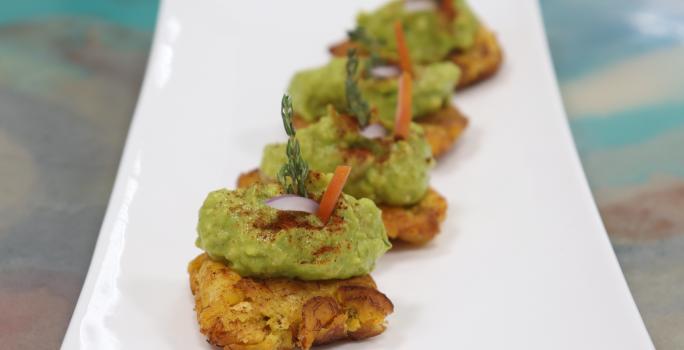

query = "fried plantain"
[236,168,261,189]
[188,254,393,350]
[448,25,503,89]
[329,25,502,89]
[380,188,447,245]
[418,104,468,158]
[236,170,447,245]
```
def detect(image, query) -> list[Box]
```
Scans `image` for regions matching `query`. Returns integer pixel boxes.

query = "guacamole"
[260,110,433,206]
[289,58,459,125]
[357,0,480,64]
[196,174,391,280]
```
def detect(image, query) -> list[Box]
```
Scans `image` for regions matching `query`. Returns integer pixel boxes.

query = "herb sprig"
[347,27,386,74]
[277,95,309,197]
[345,49,372,128]
[347,26,371,47]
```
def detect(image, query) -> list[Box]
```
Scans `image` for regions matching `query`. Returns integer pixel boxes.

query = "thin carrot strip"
[394,72,413,139]
[393,21,414,76]
[316,166,352,223]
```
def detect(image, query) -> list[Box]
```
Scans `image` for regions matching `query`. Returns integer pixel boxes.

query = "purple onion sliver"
[370,65,401,79]
[264,194,299,204]
[359,123,388,139]
[265,195,320,214]
[404,0,436,13]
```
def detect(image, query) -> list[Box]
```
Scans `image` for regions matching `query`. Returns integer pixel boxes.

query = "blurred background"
[0,0,682,349]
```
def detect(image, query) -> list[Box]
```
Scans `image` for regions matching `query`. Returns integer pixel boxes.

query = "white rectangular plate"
[62,0,654,349]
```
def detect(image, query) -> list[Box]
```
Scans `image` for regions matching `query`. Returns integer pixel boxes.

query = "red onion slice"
[265,194,320,214]
[370,65,401,79]
[404,0,437,13]
[359,123,388,139]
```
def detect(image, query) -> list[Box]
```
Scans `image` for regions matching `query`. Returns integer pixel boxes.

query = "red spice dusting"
[337,114,360,132]
[313,245,338,257]
[440,0,457,22]
[343,147,373,164]
[309,172,322,181]
[255,211,317,231]
[327,211,345,231]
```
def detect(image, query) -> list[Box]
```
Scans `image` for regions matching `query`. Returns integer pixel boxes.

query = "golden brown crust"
[329,40,361,58]
[380,188,447,245]
[236,170,447,245]
[236,169,262,189]
[291,105,467,158]
[188,254,393,350]
[329,25,502,90]
[419,104,468,157]
[448,25,503,89]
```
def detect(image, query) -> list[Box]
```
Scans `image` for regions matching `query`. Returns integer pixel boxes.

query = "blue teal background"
[0,0,682,348]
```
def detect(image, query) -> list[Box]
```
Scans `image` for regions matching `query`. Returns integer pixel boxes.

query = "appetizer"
[291,32,467,157]
[330,0,502,89]
[189,96,393,350]
[239,77,447,245]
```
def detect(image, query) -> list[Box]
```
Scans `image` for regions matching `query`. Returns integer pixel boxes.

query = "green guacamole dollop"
[357,0,480,64]
[260,110,434,206]
[196,175,391,281]
[289,58,460,125]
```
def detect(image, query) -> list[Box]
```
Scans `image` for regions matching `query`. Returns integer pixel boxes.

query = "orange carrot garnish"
[394,72,413,139]
[393,21,414,76]
[316,165,352,223]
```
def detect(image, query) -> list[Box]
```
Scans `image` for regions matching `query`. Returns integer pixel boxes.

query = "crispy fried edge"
[418,104,468,158]
[236,170,447,245]
[188,254,393,350]
[236,168,262,189]
[380,188,447,245]
[448,25,503,89]
[329,25,502,89]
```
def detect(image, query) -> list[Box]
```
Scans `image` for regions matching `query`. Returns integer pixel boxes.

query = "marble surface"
[0,15,154,350]
[542,1,684,348]
[0,0,682,349]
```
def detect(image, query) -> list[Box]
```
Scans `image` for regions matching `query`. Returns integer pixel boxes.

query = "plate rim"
[61,0,654,348]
